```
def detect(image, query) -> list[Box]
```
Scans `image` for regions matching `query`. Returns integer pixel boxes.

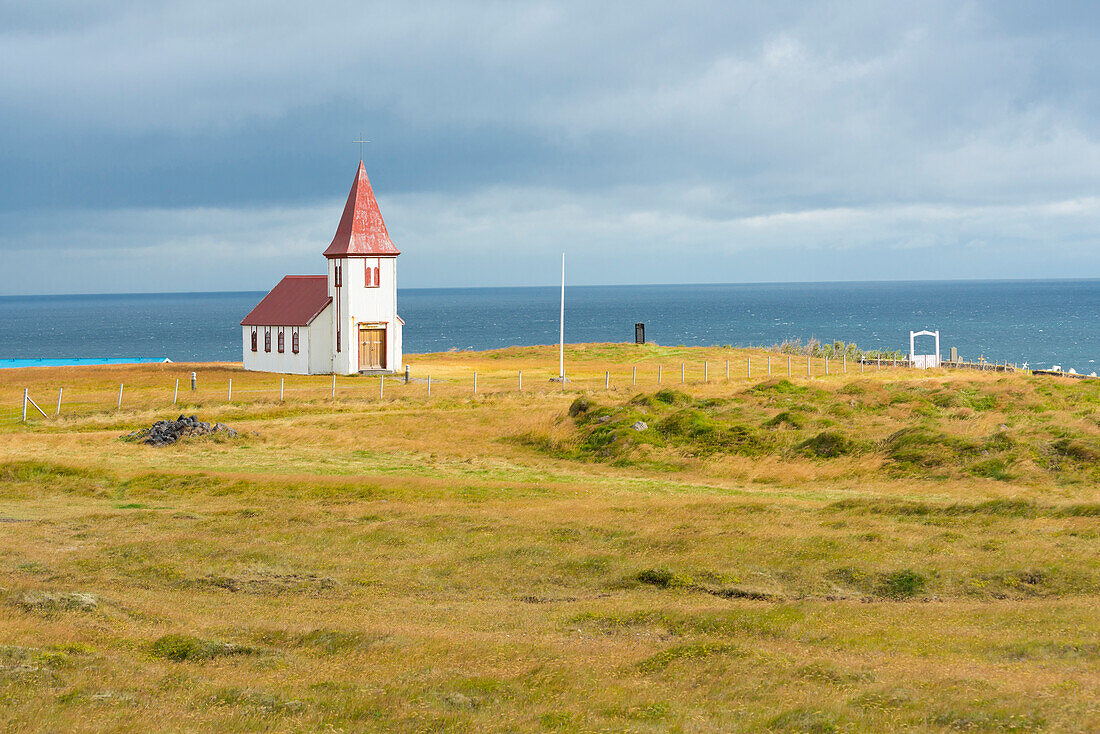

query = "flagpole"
[559,253,565,380]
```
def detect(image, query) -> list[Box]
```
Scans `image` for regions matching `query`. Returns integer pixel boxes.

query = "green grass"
[537,380,1100,485]
[0,345,1098,731]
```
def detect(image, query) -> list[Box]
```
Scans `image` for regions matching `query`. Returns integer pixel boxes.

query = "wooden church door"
[358,326,386,371]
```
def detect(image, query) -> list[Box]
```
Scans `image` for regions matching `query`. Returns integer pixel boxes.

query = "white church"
[241,161,404,375]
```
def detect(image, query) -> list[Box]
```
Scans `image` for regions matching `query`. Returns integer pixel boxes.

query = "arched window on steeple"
[365,260,380,288]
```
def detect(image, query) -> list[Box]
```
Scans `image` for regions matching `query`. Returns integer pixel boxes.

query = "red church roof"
[240,276,332,326]
[322,160,400,258]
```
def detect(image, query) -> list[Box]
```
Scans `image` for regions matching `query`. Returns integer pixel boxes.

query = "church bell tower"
[323,161,403,375]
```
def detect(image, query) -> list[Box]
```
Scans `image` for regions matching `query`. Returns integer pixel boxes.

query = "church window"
[334,264,342,287]
[250,328,257,352]
[365,261,380,287]
[278,329,285,353]
[264,328,271,352]
[292,329,300,354]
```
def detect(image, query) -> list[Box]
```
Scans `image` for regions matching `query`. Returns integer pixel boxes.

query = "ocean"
[0,280,1097,373]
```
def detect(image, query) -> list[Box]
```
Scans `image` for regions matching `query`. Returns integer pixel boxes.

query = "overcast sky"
[2,1,1099,294]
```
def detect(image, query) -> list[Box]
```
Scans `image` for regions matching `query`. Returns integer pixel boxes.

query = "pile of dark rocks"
[122,415,238,446]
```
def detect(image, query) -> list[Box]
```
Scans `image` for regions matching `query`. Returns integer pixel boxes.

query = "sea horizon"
[3,275,1098,300]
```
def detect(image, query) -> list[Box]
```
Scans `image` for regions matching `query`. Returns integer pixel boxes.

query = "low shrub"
[652,389,691,405]
[636,568,674,587]
[764,411,806,429]
[656,410,770,456]
[636,642,741,673]
[876,570,926,599]
[1051,437,1100,463]
[930,389,961,408]
[1061,503,1100,517]
[968,394,998,411]
[150,634,256,662]
[630,389,690,408]
[883,427,975,468]
[795,431,856,458]
[18,591,98,613]
[635,568,692,588]
[748,379,807,396]
[968,458,1014,481]
[567,397,592,418]
[983,431,1015,452]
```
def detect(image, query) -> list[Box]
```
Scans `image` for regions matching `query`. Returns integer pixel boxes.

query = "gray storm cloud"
[0,1,1097,293]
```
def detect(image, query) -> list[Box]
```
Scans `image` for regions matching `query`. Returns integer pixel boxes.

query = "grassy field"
[1,343,1098,732]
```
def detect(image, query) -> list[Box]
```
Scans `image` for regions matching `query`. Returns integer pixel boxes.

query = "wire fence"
[0,353,994,426]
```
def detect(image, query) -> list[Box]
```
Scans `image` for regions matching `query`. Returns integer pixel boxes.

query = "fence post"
[747,357,751,378]
[681,363,685,383]
[825,357,829,375]
[768,356,772,376]
[228,379,232,402]
[405,365,410,385]
[632,365,636,386]
[519,371,522,391]
[658,365,662,384]
[22,391,47,420]
[473,372,477,395]
[280,378,284,401]
[861,360,865,374]
[807,358,810,377]
[726,360,730,380]
[117,384,124,410]
[704,361,708,382]
[788,356,792,376]
[843,355,846,373]
[332,374,336,398]
[380,375,384,399]
[427,375,431,397]
[605,371,609,389]
[56,387,63,416]
[173,378,179,405]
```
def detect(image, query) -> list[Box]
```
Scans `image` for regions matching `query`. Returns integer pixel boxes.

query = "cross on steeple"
[353,132,370,161]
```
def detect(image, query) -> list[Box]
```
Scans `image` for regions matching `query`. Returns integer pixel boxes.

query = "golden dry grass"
[0,344,1097,732]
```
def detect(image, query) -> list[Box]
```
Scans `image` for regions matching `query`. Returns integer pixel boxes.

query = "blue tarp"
[0,358,171,370]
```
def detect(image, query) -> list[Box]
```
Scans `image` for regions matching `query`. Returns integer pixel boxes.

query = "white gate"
[912,354,939,369]
[909,330,940,369]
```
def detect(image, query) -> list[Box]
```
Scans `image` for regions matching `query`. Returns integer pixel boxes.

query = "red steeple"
[323,160,400,258]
